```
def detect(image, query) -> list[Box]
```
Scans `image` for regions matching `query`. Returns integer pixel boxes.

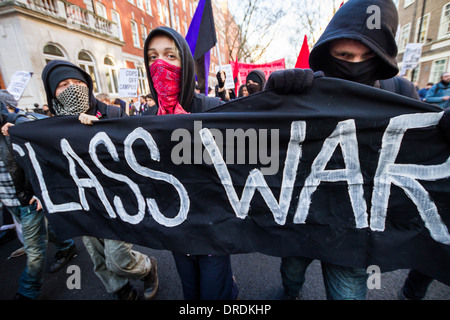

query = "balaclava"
[48,65,90,116]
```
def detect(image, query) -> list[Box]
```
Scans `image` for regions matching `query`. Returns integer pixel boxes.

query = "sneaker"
[142,256,159,300]
[114,282,139,300]
[49,243,78,273]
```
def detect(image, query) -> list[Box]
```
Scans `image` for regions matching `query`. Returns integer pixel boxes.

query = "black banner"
[10,78,450,285]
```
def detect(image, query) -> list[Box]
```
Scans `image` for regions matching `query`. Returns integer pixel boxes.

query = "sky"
[226,0,343,67]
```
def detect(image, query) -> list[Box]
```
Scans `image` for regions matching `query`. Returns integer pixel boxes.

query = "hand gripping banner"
[10,78,450,285]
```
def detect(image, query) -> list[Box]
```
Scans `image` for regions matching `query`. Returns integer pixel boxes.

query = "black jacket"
[42,60,124,118]
[309,0,399,81]
[142,26,222,115]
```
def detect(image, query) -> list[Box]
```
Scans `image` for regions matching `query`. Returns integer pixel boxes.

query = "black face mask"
[326,56,379,86]
[247,83,262,95]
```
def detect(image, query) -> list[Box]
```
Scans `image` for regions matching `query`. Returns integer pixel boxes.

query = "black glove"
[265,68,321,95]
[438,106,450,143]
[216,71,226,89]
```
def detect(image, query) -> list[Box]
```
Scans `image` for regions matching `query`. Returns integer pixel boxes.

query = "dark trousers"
[402,270,434,300]
[172,253,238,300]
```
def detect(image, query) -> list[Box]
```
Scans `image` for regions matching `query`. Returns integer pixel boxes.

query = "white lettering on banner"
[124,128,190,227]
[61,138,117,218]
[200,121,305,225]
[370,112,450,244]
[13,112,450,245]
[90,132,146,225]
[294,119,368,228]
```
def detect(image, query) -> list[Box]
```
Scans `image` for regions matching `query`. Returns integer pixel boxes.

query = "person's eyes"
[57,81,68,88]
[336,52,350,58]
[363,52,376,60]
[167,53,177,60]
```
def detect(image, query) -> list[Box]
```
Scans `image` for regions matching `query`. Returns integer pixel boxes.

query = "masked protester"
[265,0,446,300]
[246,69,266,95]
[41,60,159,300]
[142,26,238,300]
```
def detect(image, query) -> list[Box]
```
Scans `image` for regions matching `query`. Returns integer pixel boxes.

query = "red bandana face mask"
[150,59,188,115]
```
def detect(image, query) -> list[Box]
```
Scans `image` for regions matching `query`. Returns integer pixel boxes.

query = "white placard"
[400,43,423,75]
[7,71,32,101]
[118,69,139,97]
[215,64,234,90]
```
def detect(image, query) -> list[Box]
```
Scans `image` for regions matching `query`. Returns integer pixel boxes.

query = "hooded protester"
[265,0,441,300]
[42,60,159,300]
[246,69,266,95]
[142,26,222,116]
[42,60,125,121]
[142,26,238,300]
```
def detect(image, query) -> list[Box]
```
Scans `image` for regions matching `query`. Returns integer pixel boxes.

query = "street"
[0,236,449,300]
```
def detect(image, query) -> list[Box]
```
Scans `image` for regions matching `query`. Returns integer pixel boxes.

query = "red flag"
[233,55,239,93]
[295,35,310,69]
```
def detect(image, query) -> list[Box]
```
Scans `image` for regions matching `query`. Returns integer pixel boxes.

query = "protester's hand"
[438,107,450,144]
[79,113,99,125]
[29,196,42,211]
[443,96,450,101]
[264,68,319,95]
[217,71,226,89]
[1,122,14,136]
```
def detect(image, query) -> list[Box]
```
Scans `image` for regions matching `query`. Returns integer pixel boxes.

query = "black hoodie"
[309,0,399,80]
[42,60,124,118]
[142,26,222,115]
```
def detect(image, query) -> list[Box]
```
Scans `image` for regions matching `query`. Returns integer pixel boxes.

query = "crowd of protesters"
[1,0,449,301]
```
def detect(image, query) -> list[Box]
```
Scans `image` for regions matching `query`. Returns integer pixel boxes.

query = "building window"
[164,5,170,26]
[145,0,153,15]
[43,43,66,64]
[429,59,448,84]
[141,24,148,45]
[131,20,140,47]
[404,0,414,8]
[104,57,119,94]
[111,10,124,41]
[157,1,163,23]
[410,64,420,83]
[137,0,144,10]
[95,2,107,19]
[439,3,450,39]
[415,13,430,44]
[138,67,148,95]
[398,23,411,52]
[78,51,99,93]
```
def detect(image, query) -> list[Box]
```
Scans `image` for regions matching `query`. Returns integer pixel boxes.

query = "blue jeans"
[6,203,47,299]
[280,256,368,300]
[172,253,238,300]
